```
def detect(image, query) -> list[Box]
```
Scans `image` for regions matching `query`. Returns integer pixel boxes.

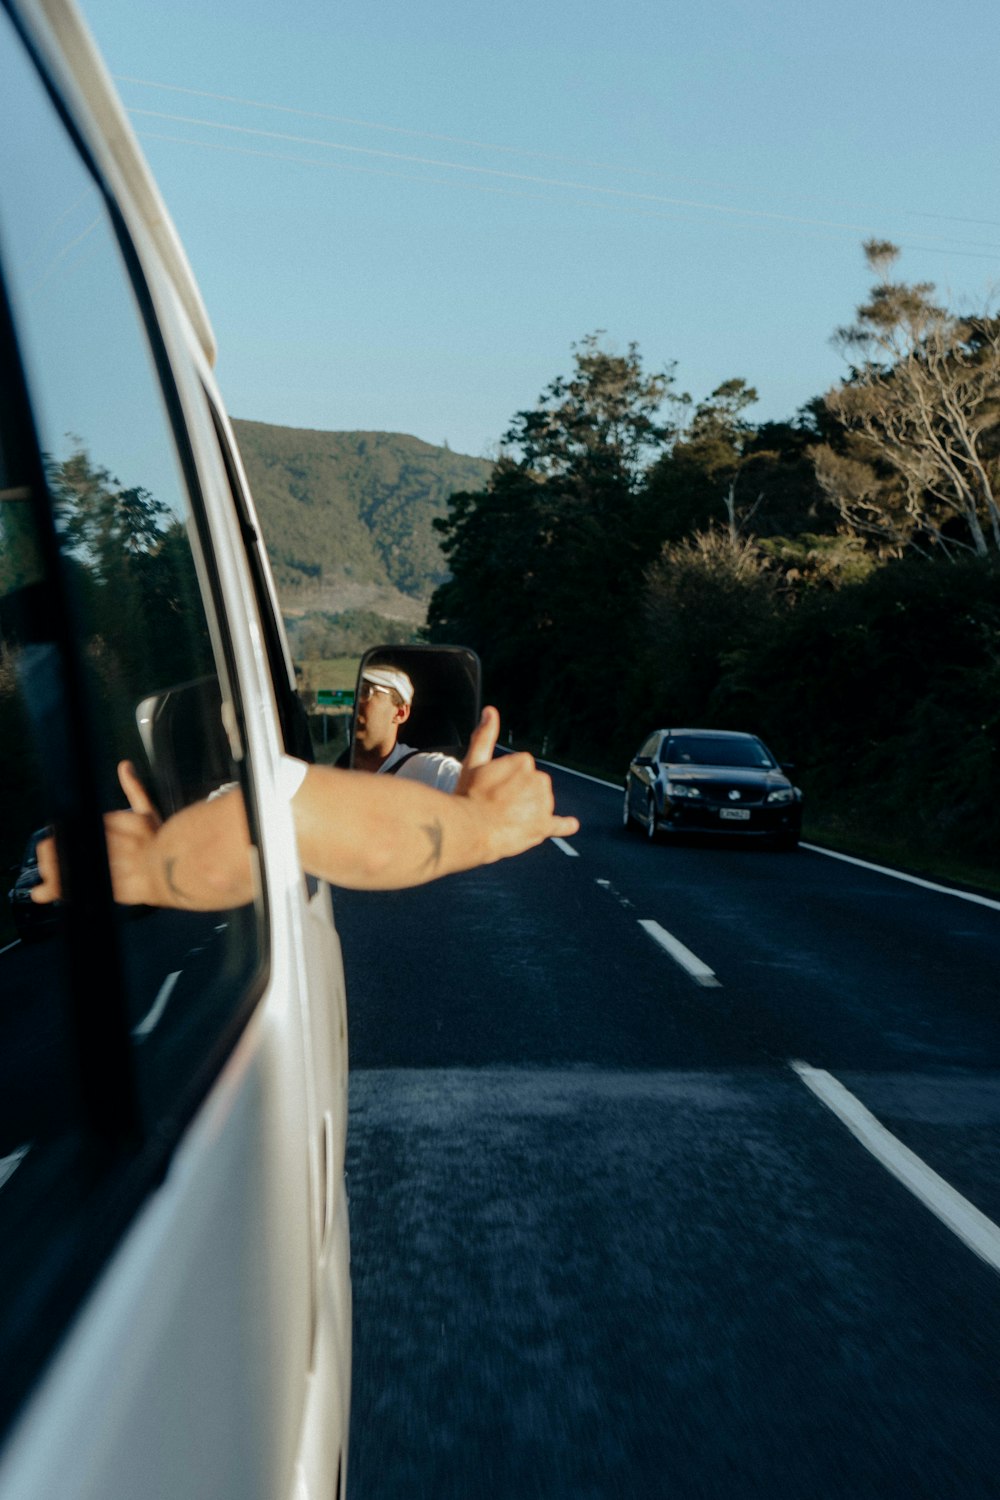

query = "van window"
[0,8,266,1429]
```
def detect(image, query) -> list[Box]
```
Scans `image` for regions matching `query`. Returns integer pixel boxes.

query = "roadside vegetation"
[427,243,1000,889]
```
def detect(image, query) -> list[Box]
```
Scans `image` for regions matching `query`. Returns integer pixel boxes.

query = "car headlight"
[766,787,794,804]
[666,782,701,799]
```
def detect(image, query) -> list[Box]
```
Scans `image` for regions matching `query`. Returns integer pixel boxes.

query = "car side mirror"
[347,644,482,769]
[633,754,654,768]
[135,673,233,818]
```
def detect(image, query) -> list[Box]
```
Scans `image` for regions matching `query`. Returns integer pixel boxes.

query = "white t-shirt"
[377,741,462,793]
[210,756,308,803]
[277,754,309,800]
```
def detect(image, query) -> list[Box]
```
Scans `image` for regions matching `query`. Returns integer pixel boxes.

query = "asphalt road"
[336,764,1000,1499]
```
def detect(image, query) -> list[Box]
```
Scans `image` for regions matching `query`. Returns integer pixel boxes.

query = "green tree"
[637,526,780,731]
[813,240,1000,558]
[428,335,683,751]
[509,332,683,483]
[643,386,838,551]
[50,445,171,581]
[47,446,213,716]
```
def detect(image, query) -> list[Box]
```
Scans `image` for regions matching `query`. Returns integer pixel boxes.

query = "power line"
[117,74,667,178]
[130,108,1000,257]
[135,129,842,244]
[116,74,1000,235]
[135,128,1000,266]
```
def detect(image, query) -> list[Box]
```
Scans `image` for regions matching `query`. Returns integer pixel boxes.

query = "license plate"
[720,808,751,821]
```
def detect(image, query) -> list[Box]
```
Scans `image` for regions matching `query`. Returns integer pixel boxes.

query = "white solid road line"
[638,918,721,987]
[536,757,621,791]
[133,970,181,1039]
[792,1061,1000,1276]
[801,843,1000,912]
[550,837,579,857]
[537,755,999,909]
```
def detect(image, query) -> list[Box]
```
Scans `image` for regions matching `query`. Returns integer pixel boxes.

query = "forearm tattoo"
[421,818,444,871]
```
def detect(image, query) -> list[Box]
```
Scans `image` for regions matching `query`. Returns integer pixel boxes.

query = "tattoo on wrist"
[421,819,443,871]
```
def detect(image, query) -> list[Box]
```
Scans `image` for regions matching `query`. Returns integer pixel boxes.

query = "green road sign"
[316,689,354,707]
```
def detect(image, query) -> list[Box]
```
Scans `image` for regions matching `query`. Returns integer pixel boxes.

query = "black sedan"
[623,728,803,849]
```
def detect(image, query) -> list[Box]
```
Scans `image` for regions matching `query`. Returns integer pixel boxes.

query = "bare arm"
[33,760,255,912]
[293,706,577,888]
[32,707,578,909]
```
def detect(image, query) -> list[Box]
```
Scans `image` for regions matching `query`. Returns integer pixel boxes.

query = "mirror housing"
[349,644,481,768]
[135,674,232,818]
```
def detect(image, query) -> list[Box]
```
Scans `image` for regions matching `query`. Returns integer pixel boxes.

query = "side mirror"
[633,754,654,768]
[135,674,232,818]
[348,644,481,769]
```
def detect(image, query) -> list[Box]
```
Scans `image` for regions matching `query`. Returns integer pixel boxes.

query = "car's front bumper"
[660,801,801,838]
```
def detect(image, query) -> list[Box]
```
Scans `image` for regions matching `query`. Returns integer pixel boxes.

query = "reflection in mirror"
[136,675,234,818]
[347,644,481,790]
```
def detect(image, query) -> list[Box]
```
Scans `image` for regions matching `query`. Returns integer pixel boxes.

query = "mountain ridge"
[233,418,494,626]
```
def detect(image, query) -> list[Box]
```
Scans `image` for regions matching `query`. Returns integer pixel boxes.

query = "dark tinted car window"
[663,735,776,769]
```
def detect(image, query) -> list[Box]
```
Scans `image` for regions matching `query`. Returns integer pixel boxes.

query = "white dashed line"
[550,837,579,857]
[595,878,634,910]
[792,1061,1000,1275]
[133,970,181,1038]
[637,919,721,987]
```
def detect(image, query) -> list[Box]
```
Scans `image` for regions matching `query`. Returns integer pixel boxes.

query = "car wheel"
[646,794,658,841]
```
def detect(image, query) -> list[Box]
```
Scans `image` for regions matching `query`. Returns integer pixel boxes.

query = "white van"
[0,1,351,1495]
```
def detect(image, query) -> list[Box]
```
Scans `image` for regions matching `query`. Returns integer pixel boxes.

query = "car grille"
[689,780,766,805]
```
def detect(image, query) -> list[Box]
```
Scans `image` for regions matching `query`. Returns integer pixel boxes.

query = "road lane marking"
[595,878,634,910]
[536,758,621,790]
[801,844,1000,912]
[133,970,181,1038]
[791,1061,1000,1275]
[537,755,1000,911]
[638,919,721,987]
[551,837,579,857]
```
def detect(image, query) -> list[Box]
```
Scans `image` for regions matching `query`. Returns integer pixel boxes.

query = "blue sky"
[81,0,1000,459]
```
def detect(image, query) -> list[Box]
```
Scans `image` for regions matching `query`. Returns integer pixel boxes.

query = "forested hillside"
[428,247,1000,887]
[233,420,492,639]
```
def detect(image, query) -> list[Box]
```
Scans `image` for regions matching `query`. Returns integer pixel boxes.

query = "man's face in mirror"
[355,680,409,757]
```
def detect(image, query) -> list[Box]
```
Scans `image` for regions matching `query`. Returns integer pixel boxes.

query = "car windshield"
[662,736,775,769]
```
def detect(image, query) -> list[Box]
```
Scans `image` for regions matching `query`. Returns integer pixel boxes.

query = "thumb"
[456,706,500,793]
[117,759,160,824]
